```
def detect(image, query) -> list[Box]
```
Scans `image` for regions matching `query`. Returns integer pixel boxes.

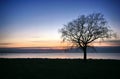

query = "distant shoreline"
[0,46,120,53]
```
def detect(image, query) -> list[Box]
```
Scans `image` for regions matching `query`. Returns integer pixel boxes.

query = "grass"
[0,58,120,79]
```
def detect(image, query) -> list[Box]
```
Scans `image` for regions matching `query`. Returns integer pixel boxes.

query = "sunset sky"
[0,0,120,48]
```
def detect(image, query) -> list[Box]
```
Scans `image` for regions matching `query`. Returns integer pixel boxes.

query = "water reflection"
[0,53,120,60]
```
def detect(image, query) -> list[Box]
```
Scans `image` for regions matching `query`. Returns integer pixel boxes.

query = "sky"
[0,0,120,48]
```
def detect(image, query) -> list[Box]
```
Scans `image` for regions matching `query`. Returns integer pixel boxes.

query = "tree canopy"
[60,13,115,60]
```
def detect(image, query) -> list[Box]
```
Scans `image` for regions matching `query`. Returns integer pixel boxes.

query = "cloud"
[105,40,120,46]
[0,43,13,45]
[30,40,59,43]
[30,41,42,43]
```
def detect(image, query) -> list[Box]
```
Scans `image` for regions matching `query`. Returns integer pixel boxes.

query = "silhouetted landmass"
[0,46,120,53]
[0,58,120,79]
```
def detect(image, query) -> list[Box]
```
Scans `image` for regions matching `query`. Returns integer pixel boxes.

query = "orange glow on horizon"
[0,40,120,48]
[0,40,68,48]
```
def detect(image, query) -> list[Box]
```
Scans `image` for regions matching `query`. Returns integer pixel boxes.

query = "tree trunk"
[83,47,87,60]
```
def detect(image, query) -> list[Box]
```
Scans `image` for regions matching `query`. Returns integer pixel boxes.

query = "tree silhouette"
[60,13,115,60]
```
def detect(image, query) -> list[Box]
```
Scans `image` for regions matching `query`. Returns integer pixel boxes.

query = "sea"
[0,46,120,60]
[0,52,120,60]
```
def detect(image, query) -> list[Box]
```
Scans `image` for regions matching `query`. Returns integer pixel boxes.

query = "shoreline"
[0,58,120,60]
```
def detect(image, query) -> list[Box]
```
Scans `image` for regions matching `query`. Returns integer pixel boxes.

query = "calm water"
[0,53,120,60]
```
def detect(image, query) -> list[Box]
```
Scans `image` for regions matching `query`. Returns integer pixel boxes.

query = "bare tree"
[59,13,115,60]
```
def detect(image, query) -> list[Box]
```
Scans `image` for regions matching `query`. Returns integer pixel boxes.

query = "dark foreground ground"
[0,58,120,79]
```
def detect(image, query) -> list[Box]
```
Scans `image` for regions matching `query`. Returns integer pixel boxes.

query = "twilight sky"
[0,0,120,47]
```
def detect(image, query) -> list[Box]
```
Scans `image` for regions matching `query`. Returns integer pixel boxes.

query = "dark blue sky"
[0,0,120,47]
